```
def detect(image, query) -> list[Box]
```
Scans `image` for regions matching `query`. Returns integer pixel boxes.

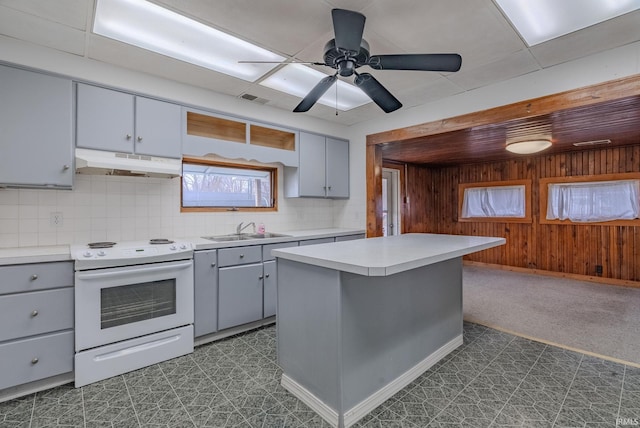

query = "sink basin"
[202,232,291,242]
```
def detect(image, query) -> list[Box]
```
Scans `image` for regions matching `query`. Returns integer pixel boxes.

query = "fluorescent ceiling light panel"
[495,0,640,46]
[260,64,372,111]
[94,0,285,81]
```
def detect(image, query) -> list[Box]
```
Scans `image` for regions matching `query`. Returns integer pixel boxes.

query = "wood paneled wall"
[403,144,640,282]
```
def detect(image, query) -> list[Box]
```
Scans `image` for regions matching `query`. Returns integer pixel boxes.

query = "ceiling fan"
[287,9,462,114]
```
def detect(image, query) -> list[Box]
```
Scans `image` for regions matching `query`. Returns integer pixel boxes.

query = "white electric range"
[71,239,194,387]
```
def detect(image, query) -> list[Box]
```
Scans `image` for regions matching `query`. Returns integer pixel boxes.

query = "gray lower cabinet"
[299,237,335,246]
[263,260,277,318]
[0,261,74,391]
[0,65,73,189]
[335,233,366,242]
[193,250,217,337]
[218,263,264,330]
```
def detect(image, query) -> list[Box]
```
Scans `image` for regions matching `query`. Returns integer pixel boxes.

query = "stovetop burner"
[87,242,117,249]
[150,239,174,245]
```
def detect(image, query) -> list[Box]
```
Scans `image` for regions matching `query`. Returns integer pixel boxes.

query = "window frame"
[181,156,278,213]
[458,179,532,223]
[540,173,640,226]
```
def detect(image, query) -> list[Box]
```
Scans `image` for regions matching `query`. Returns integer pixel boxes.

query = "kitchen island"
[272,233,505,428]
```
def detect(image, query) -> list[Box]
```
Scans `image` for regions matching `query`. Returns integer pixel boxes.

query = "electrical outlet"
[50,211,63,227]
[595,265,603,275]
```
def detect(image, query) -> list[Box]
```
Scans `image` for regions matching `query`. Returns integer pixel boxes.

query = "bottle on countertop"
[257,223,265,234]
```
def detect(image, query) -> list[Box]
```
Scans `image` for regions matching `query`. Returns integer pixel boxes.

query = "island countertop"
[272,233,505,276]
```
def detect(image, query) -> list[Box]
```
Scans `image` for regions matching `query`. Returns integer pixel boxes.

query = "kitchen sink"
[202,232,291,242]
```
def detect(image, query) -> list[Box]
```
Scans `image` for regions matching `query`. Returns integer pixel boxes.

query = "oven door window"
[100,279,177,329]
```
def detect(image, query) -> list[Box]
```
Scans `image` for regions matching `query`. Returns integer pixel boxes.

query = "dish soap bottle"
[257,223,265,234]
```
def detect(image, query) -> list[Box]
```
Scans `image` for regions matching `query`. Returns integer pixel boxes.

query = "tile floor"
[1,322,638,427]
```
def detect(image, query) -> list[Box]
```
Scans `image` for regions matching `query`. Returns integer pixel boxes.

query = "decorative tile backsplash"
[0,174,338,248]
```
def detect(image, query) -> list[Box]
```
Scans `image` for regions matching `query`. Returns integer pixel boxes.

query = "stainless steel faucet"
[236,221,256,235]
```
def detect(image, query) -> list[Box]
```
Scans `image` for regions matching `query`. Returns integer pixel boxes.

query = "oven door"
[75,259,193,352]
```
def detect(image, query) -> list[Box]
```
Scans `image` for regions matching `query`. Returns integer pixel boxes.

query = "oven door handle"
[76,260,193,280]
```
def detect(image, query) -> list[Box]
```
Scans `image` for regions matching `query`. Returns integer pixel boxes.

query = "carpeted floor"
[463,265,640,367]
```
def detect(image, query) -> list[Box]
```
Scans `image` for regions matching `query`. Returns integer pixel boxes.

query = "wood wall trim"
[366,74,640,146]
[539,172,640,226]
[464,260,640,289]
[366,144,383,237]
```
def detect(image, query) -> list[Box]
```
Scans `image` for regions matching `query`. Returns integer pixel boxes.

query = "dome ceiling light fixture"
[505,119,552,154]
[505,138,552,154]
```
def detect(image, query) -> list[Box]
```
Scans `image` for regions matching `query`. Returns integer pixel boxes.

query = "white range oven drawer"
[74,325,193,387]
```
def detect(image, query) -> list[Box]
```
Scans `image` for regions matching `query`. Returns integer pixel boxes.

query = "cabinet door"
[325,137,349,198]
[135,97,182,158]
[298,132,327,197]
[263,260,277,318]
[76,84,135,153]
[194,250,217,337]
[0,65,73,188]
[218,263,263,330]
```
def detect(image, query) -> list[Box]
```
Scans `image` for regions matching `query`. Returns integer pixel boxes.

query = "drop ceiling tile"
[530,10,640,68]
[362,0,525,69]
[447,49,541,91]
[87,35,252,96]
[154,0,333,57]
[0,0,88,30]
[394,78,464,108]
[0,5,86,55]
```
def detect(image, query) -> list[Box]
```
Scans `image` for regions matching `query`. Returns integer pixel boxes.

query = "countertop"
[271,233,506,276]
[0,228,366,265]
[189,228,365,250]
[0,245,71,265]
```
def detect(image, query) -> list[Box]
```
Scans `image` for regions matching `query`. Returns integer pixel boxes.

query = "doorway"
[382,168,400,236]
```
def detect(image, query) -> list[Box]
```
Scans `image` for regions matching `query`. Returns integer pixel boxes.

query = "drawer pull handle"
[31,310,38,317]
[258,275,264,280]
[265,274,270,278]
[211,263,216,267]
[31,357,39,365]
[30,274,38,281]
[239,254,244,258]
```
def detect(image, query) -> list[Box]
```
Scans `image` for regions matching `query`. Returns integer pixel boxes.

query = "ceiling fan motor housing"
[323,38,370,76]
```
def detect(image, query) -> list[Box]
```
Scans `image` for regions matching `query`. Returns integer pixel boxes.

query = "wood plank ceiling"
[380,94,640,167]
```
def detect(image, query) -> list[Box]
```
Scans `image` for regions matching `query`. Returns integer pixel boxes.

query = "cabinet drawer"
[218,246,262,267]
[335,234,365,242]
[0,288,74,342]
[0,330,74,390]
[0,261,73,295]
[299,237,335,246]
[262,242,299,261]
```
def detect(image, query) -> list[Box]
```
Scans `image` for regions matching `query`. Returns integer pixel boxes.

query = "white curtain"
[462,185,525,218]
[546,180,640,222]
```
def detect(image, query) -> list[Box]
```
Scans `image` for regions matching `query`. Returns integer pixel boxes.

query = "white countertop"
[189,228,365,250]
[271,233,506,276]
[0,245,71,265]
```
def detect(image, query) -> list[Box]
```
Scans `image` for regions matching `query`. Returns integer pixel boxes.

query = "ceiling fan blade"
[332,9,365,53]
[354,73,402,113]
[293,75,337,113]
[368,54,462,72]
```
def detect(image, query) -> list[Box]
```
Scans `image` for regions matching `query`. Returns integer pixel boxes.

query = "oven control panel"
[71,241,194,270]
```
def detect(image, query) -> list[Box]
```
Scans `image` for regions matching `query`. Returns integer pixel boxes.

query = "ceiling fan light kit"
[505,139,553,154]
[290,8,462,114]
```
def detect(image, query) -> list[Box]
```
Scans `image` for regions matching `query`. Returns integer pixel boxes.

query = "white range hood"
[75,148,182,178]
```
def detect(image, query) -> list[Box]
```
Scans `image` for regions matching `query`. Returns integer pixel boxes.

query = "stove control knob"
[83,251,93,258]
[170,245,177,250]
[97,251,106,257]
[180,244,188,250]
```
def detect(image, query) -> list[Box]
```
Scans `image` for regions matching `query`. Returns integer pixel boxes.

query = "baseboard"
[342,334,463,427]
[463,260,640,289]
[281,374,339,427]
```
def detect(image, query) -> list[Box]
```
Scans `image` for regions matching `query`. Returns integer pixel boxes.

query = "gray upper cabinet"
[285,131,349,198]
[76,83,181,158]
[0,65,73,189]
[325,137,349,198]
